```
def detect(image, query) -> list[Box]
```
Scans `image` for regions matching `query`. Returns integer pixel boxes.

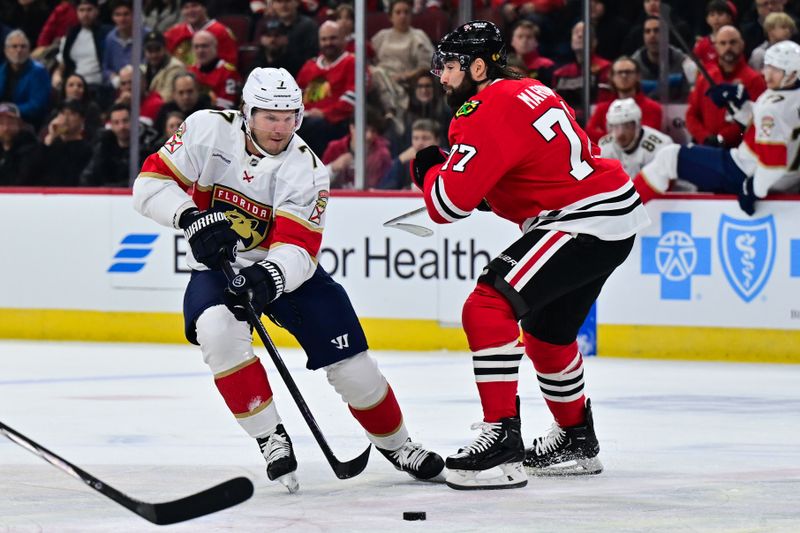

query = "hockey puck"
[403,511,426,521]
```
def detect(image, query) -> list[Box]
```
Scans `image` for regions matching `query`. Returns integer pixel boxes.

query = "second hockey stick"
[0,421,254,526]
[221,262,371,480]
[382,206,433,237]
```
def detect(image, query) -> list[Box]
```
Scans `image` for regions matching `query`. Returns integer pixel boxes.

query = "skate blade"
[525,456,603,477]
[276,472,300,493]
[445,463,527,491]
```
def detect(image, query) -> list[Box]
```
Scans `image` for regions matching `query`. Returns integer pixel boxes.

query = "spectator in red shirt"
[586,56,663,143]
[188,30,240,109]
[323,109,391,189]
[164,0,237,67]
[552,21,612,121]
[32,0,78,60]
[693,0,737,68]
[509,20,554,87]
[686,25,767,148]
[296,20,355,156]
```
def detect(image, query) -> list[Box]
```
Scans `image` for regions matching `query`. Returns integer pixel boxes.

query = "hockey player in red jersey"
[411,21,650,490]
[133,67,443,493]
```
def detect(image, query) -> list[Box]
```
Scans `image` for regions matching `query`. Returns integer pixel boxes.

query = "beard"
[445,73,478,110]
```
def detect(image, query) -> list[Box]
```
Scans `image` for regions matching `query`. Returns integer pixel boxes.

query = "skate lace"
[533,424,565,456]
[391,441,429,470]
[261,432,291,463]
[461,422,502,455]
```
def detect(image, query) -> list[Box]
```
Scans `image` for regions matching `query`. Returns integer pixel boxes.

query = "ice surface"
[1,340,799,532]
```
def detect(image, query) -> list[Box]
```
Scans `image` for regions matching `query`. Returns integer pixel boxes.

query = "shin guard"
[463,283,524,422]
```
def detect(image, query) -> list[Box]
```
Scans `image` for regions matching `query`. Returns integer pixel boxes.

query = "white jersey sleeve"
[263,137,330,292]
[732,87,800,197]
[133,111,221,228]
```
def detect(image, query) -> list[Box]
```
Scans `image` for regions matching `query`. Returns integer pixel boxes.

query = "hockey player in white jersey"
[132,67,444,492]
[633,41,800,214]
[598,98,674,179]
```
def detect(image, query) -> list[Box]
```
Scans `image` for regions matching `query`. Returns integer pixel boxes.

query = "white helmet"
[764,40,800,88]
[242,67,304,155]
[605,98,642,128]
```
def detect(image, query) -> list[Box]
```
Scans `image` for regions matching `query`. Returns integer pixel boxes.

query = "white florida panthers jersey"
[598,125,675,179]
[730,86,800,197]
[133,109,330,292]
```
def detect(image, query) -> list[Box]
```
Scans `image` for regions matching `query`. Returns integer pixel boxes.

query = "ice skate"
[378,439,445,481]
[445,416,527,490]
[523,399,603,476]
[257,424,299,493]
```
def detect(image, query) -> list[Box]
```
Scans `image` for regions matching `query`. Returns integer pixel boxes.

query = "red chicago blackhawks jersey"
[295,52,356,124]
[189,60,241,109]
[421,77,650,240]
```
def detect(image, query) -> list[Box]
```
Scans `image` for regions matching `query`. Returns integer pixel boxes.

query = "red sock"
[214,357,274,417]
[524,332,586,428]
[463,283,524,422]
[349,385,403,436]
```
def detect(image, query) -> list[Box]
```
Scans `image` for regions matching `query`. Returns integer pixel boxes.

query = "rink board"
[0,190,798,361]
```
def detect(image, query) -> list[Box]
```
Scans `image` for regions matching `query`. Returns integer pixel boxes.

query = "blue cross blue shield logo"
[642,212,711,300]
[718,215,776,302]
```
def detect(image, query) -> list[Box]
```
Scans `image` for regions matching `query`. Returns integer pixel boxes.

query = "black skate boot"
[445,416,527,490]
[378,439,445,481]
[256,424,299,493]
[523,399,603,476]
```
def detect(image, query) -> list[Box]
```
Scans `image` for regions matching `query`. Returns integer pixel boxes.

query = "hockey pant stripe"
[506,231,572,290]
[535,352,585,403]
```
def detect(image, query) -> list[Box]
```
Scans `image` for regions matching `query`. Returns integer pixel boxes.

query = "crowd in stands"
[0,0,799,190]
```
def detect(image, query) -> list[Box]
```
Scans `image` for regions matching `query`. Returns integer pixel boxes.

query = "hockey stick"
[382,207,433,237]
[221,262,371,480]
[0,421,253,525]
[661,4,717,88]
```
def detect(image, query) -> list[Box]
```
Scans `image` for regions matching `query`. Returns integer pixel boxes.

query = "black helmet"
[431,20,507,77]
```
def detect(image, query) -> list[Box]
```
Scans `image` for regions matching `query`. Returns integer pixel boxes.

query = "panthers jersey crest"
[211,185,271,250]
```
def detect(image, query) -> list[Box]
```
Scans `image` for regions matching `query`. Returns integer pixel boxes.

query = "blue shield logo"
[717,215,776,302]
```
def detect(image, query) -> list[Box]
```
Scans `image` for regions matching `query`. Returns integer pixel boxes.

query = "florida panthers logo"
[212,185,271,251]
[308,190,329,225]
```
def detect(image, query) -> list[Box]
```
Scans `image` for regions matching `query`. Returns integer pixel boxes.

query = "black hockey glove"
[738,176,757,216]
[180,208,239,270]
[706,83,749,109]
[223,260,285,321]
[410,146,448,189]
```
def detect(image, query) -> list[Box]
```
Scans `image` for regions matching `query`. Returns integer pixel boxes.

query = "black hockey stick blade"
[221,262,371,480]
[0,421,254,526]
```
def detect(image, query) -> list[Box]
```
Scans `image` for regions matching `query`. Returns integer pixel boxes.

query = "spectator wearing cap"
[103,0,151,89]
[296,21,354,156]
[142,30,186,102]
[152,72,212,134]
[586,56,663,143]
[54,0,112,102]
[81,103,145,187]
[693,0,738,68]
[164,0,237,67]
[42,100,92,186]
[251,17,303,77]
[0,30,50,129]
[685,25,766,148]
[0,102,44,186]
[188,30,240,109]
[254,0,318,77]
